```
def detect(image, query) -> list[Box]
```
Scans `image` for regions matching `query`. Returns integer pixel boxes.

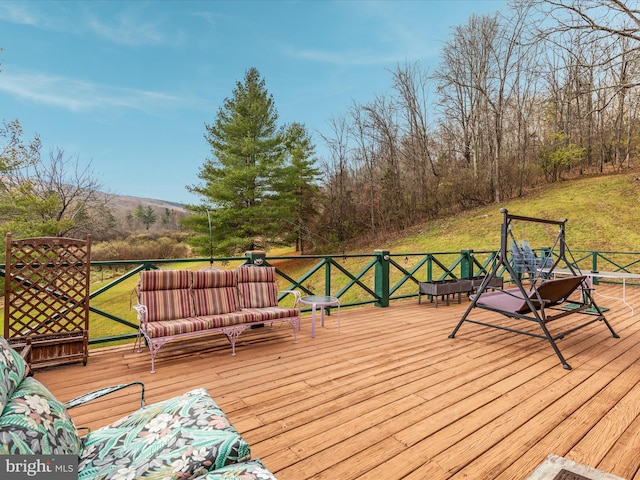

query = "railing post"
[325,257,331,295]
[374,249,390,308]
[427,254,433,282]
[591,250,600,284]
[461,250,474,279]
[245,250,266,266]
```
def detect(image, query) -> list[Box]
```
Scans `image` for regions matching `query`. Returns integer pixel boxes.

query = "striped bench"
[134,266,300,373]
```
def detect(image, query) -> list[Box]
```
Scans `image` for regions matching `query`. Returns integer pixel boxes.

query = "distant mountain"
[106,194,188,214]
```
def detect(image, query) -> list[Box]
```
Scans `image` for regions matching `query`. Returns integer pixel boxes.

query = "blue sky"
[0,0,506,204]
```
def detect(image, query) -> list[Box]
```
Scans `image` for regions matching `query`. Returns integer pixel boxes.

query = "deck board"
[34,284,640,480]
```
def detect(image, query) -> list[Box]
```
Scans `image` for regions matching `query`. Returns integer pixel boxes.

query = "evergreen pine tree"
[188,67,319,255]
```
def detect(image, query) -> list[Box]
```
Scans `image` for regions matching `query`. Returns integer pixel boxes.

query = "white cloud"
[0,2,44,27]
[0,1,172,47]
[0,70,182,113]
[86,14,167,47]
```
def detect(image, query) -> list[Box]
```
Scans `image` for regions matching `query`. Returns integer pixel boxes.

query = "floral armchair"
[0,336,277,479]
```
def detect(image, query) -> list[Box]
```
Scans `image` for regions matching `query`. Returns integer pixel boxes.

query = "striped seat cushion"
[137,270,194,321]
[192,270,240,316]
[145,311,255,337]
[241,307,299,322]
[236,267,278,309]
[196,311,256,329]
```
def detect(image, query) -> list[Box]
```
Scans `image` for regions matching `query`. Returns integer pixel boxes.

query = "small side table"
[299,295,341,338]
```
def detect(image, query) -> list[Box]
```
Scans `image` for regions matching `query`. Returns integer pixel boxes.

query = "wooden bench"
[133,266,300,373]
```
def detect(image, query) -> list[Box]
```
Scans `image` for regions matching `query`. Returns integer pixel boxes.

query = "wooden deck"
[35,284,640,480]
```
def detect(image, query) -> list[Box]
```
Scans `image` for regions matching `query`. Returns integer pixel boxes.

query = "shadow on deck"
[35,284,640,480]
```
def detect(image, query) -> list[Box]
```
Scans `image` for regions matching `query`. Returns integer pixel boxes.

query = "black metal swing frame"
[448,209,619,370]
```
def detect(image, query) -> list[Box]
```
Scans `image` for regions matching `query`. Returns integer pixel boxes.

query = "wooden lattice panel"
[4,233,91,368]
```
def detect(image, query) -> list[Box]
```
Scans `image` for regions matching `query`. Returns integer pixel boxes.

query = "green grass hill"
[376,172,640,255]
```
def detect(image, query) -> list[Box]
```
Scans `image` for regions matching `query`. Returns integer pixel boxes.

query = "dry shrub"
[92,233,192,261]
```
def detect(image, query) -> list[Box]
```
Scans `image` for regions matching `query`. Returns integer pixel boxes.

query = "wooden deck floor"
[36,284,640,480]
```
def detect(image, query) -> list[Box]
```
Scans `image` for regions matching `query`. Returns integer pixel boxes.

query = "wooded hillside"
[310,1,640,252]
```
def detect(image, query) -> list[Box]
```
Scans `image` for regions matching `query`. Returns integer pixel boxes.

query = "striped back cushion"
[236,266,278,309]
[137,270,194,322]
[192,269,239,316]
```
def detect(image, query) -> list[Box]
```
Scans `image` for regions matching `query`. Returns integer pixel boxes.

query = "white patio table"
[299,295,341,338]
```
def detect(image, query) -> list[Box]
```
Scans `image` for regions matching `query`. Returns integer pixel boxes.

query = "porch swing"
[448,209,619,370]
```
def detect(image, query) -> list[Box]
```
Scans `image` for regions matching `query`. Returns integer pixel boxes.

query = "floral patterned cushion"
[0,376,81,455]
[0,336,28,414]
[78,388,250,480]
[203,459,278,479]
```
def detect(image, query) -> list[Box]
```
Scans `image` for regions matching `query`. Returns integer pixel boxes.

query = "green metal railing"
[3,247,640,347]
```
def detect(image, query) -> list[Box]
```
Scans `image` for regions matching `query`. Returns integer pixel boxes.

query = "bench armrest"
[133,303,149,327]
[65,381,145,410]
[279,289,301,308]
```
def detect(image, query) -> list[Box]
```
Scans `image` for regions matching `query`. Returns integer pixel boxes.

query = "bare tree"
[536,0,640,45]
[360,96,403,230]
[433,14,490,178]
[318,115,355,248]
[349,101,380,238]
[434,9,534,203]
[6,147,115,238]
[391,62,440,220]
[531,0,640,174]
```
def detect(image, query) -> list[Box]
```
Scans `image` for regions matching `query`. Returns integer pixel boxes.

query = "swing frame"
[448,209,619,370]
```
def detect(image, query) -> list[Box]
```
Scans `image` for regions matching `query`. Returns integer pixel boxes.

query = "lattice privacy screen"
[4,233,91,368]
